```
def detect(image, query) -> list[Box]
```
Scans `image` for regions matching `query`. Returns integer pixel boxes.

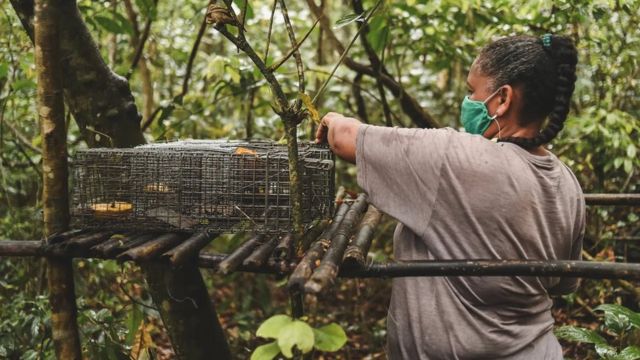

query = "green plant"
[251,314,347,360]
[555,304,640,359]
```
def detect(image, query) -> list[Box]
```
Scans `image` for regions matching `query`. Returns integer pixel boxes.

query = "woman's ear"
[495,85,514,117]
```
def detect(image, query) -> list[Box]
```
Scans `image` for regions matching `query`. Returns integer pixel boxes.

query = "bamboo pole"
[288,201,352,291]
[64,231,114,250]
[343,205,382,268]
[35,0,82,357]
[243,236,278,267]
[218,234,265,274]
[1,241,640,280]
[273,232,295,260]
[117,233,186,262]
[163,230,217,267]
[584,193,640,206]
[305,194,369,293]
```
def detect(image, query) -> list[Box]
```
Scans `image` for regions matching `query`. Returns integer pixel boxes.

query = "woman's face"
[466,64,500,107]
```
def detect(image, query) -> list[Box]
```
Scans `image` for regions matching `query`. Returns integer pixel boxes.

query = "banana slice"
[91,201,133,218]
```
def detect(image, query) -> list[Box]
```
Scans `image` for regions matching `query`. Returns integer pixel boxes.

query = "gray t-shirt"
[355,125,585,360]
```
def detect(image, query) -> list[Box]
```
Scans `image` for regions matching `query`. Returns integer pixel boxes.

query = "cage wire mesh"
[71,140,334,234]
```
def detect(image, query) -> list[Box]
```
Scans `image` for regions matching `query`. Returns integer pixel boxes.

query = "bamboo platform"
[1,193,640,293]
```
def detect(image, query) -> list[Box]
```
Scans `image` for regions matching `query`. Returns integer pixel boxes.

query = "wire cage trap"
[71,140,335,234]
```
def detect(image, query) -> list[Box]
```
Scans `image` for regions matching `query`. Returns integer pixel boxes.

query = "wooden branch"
[274,232,295,260]
[268,16,320,73]
[299,219,329,253]
[288,201,351,291]
[304,0,440,128]
[243,236,278,267]
[218,233,265,274]
[305,194,369,293]
[264,0,277,59]
[90,232,140,257]
[163,230,217,267]
[179,14,208,99]
[126,0,156,80]
[64,231,114,251]
[352,72,369,124]
[4,240,640,281]
[117,233,186,262]
[4,120,41,154]
[277,0,305,92]
[35,0,81,357]
[584,193,640,206]
[343,205,382,267]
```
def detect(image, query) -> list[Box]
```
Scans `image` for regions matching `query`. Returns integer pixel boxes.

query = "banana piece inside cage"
[90,201,133,218]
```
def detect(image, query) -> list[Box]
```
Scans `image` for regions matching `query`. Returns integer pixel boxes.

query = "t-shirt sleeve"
[356,124,453,235]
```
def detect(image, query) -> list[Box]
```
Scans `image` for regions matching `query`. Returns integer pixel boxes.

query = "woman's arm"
[315,112,361,164]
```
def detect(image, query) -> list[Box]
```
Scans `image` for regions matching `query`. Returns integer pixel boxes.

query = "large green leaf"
[313,323,347,352]
[554,326,607,345]
[251,341,280,360]
[256,315,292,339]
[277,320,314,358]
[596,304,640,330]
[614,346,640,360]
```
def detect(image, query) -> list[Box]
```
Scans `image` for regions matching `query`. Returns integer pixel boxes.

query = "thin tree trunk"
[35,0,82,358]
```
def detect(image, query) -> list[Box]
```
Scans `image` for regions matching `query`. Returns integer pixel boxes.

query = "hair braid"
[475,35,578,149]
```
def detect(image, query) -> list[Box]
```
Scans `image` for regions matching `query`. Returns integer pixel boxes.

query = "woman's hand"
[315,112,361,164]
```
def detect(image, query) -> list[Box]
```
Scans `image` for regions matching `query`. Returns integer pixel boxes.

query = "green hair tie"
[541,33,552,48]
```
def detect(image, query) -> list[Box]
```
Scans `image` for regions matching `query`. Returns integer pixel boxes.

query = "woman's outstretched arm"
[315,112,361,164]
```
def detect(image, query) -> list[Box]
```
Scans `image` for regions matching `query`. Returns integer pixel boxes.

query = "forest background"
[0,0,638,358]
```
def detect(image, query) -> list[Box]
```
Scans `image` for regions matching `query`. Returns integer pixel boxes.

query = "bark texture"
[35,0,82,357]
[142,262,232,360]
[12,0,145,147]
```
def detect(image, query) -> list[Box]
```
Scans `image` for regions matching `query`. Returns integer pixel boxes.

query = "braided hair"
[474,35,578,149]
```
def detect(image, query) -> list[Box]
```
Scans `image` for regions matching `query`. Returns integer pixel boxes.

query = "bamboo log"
[47,229,86,244]
[305,194,369,293]
[218,234,265,274]
[243,236,278,267]
[64,231,114,250]
[273,233,295,260]
[299,219,329,253]
[288,201,352,291]
[343,205,382,267]
[117,233,186,262]
[584,193,640,206]
[2,242,640,280]
[0,240,43,256]
[90,232,139,257]
[163,230,217,267]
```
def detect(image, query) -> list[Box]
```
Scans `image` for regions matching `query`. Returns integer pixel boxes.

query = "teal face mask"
[460,88,501,135]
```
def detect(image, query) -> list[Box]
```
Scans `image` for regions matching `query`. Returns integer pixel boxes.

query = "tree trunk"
[35,0,82,358]
[12,1,230,356]
[11,0,145,147]
[142,262,231,360]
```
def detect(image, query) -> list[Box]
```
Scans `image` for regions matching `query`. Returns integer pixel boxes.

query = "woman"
[316,35,584,359]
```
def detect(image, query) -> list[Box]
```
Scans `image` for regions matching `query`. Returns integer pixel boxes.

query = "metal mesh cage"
[71,140,334,234]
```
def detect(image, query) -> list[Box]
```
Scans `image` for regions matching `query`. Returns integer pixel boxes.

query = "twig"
[264,0,278,60]
[312,0,383,104]
[179,14,208,99]
[4,119,41,154]
[268,16,320,73]
[277,0,305,92]
[126,0,156,80]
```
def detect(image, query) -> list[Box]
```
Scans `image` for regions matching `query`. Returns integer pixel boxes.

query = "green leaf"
[233,0,254,20]
[0,63,8,79]
[596,304,640,330]
[334,13,366,29]
[251,341,281,360]
[595,343,618,358]
[277,320,315,358]
[256,315,292,339]
[95,15,126,34]
[313,323,347,352]
[616,346,640,360]
[554,326,607,345]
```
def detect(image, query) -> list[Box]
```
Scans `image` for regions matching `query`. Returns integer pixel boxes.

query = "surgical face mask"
[460,88,501,135]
